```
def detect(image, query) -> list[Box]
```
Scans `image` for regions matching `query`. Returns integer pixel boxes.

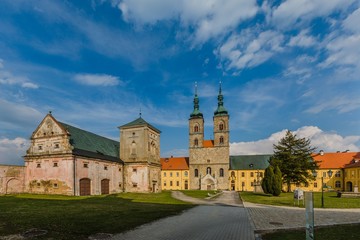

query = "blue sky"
[1,0,360,165]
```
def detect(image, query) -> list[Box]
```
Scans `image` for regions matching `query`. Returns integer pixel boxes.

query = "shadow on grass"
[0,193,193,240]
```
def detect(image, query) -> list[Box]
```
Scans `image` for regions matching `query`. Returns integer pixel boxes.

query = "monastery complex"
[1,86,360,195]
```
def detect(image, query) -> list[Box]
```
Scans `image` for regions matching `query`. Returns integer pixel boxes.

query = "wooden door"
[101,179,110,195]
[80,178,91,196]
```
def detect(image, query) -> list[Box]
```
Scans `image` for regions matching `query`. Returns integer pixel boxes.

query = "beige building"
[189,84,229,190]
[21,112,161,195]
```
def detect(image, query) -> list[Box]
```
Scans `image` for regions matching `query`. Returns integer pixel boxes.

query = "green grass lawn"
[180,190,219,199]
[0,192,193,239]
[240,191,360,208]
[262,223,360,240]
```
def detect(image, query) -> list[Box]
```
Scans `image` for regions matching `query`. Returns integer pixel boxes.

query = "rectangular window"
[241,172,245,177]
[83,163,88,168]
[335,181,341,188]
[250,172,254,177]
[164,172,166,177]
[176,172,179,177]
[170,181,173,186]
[314,182,318,188]
[104,166,108,170]
[170,172,173,177]
[176,181,179,186]
[259,172,263,178]
[335,171,341,177]
[53,183,58,188]
[36,163,41,168]
[163,181,166,186]
[250,182,254,186]
[323,172,327,178]
[54,143,60,149]
[133,183,137,187]
[133,168,137,172]
[53,162,58,167]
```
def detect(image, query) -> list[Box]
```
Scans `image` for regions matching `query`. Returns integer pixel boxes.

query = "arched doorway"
[101,179,110,195]
[204,178,215,190]
[346,181,353,192]
[80,178,91,196]
[6,178,23,194]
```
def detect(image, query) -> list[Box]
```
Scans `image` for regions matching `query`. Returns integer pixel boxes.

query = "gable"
[31,113,68,139]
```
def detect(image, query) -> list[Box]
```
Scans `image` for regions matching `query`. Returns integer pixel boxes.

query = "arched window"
[206,167,211,175]
[194,138,198,147]
[194,125,199,132]
[219,168,224,177]
[219,123,224,131]
[219,136,224,144]
[194,169,199,177]
[131,141,136,154]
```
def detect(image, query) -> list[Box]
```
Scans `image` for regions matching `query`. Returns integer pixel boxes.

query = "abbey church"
[1,84,359,195]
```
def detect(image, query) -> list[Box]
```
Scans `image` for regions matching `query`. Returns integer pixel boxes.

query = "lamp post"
[314,170,334,208]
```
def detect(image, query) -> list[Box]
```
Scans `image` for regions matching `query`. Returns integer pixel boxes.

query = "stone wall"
[0,165,25,194]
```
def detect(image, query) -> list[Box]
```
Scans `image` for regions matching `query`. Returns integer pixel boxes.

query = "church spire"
[190,82,203,118]
[214,81,228,116]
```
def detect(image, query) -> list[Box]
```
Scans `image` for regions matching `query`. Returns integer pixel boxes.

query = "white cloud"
[0,137,29,165]
[0,60,39,89]
[230,126,360,155]
[305,95,360,114]
[271,0,355,29]
[288,29,316,47]
[343,7,360,33]
[117,0,258,44]
[217,29,284,70]
[73,73,122,86]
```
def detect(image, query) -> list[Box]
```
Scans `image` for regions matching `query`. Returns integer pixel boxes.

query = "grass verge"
[262,223,360,240]
[0,192,193,239]
[180,190,219,199]
[240,191,360,208]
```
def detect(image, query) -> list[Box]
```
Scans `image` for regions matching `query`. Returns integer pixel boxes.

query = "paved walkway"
[112,191,255,240]
[244,201,360,233]
[111,191,360,240]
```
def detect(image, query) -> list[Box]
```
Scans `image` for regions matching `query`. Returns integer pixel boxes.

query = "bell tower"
[189,82,204,149]
[213,82,229,147]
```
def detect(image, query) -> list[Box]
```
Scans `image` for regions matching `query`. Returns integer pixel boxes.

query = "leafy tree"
[273,166,282,196]
[270,130,318,192]
[261,166,274,194]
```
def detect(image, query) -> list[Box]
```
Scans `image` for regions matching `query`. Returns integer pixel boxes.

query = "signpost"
[305,192,315,240]
[294,188,304,206]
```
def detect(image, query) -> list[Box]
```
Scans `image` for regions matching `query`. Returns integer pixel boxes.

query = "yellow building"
[160,157,189,190]
[344,153,360,192]
[229,155,270,192]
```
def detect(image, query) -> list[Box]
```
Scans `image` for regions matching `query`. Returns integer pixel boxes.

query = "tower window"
[194,169,199,177]
[219,123,224,131]
[220,168,224,177]
[194,138,198,147]
[219,136,224,144]
[194,125,199,132]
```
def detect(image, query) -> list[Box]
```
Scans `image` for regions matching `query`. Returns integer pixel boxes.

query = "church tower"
[189,82,230,190]
[213,82,229,148]
[189,83,204,149]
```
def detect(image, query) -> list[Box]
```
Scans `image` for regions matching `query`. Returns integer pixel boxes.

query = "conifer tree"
[261,166,274,195]
[270,130,318,192]
[273,165,282,196]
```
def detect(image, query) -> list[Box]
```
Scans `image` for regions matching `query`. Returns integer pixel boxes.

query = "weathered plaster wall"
[0,165,25,194]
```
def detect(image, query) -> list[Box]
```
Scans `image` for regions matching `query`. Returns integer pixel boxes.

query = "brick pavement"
[111,191,255,240]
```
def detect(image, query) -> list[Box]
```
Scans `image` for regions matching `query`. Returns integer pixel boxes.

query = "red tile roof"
[161,157,189,170]
[312,152,359,169]
[203,140,214,148]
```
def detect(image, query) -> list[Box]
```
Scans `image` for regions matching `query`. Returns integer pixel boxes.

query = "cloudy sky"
[1,0,360,165]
